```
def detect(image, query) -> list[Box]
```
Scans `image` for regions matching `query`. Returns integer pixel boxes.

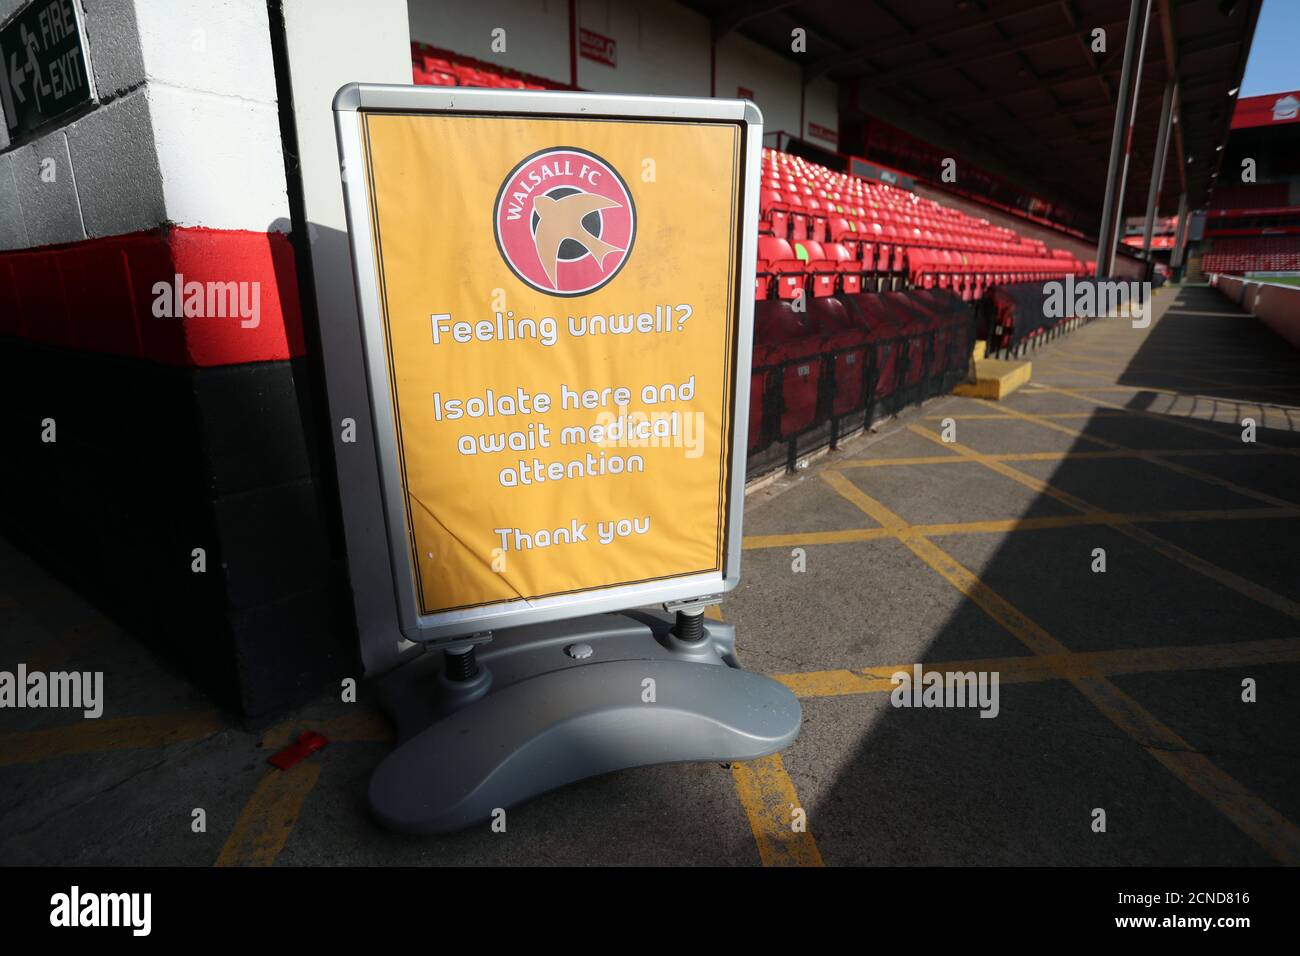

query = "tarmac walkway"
[2,283,1298,865]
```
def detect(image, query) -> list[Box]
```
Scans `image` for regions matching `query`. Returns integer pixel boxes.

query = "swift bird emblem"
[532,192,625,288]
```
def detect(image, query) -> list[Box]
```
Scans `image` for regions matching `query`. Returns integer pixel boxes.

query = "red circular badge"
[494,147,636,297]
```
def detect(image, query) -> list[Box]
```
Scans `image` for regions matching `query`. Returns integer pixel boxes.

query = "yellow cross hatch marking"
[819,469,1300,865]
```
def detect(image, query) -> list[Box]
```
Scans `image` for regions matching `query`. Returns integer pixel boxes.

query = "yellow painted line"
[712,603,822,867]
[1035,363,1123,384]
[1031,384,1300,452]
[980,399,1300,506]
[820,471,1300,864]
[0,710,225,767]
[317,710,393,743]
[821,470,912,529]
[27,623,110,673]
[704,605,723,621]
[742,505,1300,551]
[839,445,1290,465]
[1057,353,1299,396]
[214,711,392,868]
[922,411,1131,421]
[730,754,824,867]
[834,454,967,467]
[773,638,1300,700]
[908,424,1300,622]
[1066,357,1299,379]
[743,527,891,549]
[1057,352,1179,372]
[1074,675,1300,863]
[259,710,393,750]
[215,761,322,867]
[1043,382,1300,397]
[1158,448,1297,459]
[907,424,1097,512]
[909,514,1110,535]
[1117,522,1300,620]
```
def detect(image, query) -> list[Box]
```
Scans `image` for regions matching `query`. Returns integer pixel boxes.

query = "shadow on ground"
[767,285,1300,865]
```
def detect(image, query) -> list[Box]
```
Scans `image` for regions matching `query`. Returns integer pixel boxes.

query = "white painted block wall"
[279,0,415,674]
[803,76,838,148]
[405,0,840,147]
[715,31,800,139]
[0,0,288,251]
[409,0,568,84]
[575,0,708,97]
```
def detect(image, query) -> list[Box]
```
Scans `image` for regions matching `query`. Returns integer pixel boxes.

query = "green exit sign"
[0,0,95,141]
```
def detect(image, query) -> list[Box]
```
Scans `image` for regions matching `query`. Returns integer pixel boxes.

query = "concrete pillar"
[278,0,413,674]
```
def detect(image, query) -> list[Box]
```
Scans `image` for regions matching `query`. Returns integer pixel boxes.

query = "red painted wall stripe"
[0,226,304,368]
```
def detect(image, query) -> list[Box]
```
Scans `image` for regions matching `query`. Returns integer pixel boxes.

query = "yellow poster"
[359,112,742,615]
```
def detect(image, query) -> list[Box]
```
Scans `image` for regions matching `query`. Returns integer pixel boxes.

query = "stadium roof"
[689,0,1261,220]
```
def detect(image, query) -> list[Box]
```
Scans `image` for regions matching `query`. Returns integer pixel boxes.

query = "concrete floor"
[2,284,1298,865]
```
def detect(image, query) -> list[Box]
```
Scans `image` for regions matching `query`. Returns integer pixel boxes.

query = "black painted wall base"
[0,338,353,717]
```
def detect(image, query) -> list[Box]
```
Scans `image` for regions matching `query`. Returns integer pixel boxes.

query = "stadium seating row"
[757,149,1086,300]
[761,151,1046,247]
[749,290,974,453]
[757,237,899,300]
[411,43,556,89]
[757,237,1086,303]
[1201,236,1300,274]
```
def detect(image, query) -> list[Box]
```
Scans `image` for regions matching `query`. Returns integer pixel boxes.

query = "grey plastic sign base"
[369,611,801,834]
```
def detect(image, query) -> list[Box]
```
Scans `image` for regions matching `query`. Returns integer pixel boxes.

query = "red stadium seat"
[793,240,836,298]
[806,297,872,417]
[805,198,828,243]
[859,238,877,277]
[752,300,825,441]
[824,243,863,294]
[761,189,790,240]
[758,237,806,301]
[828,217,857,256]
[786,192,809,242]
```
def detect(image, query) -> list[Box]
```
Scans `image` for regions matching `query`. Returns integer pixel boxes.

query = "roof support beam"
[1141,78,1176,258]
[710,0,798,41]
[1105,0,1154,274]
[1155,0,1186,193]
[1060,0,1112,100]
[1096,0,1146,277]
[806,0,1061,81]
[859,17,1131,90]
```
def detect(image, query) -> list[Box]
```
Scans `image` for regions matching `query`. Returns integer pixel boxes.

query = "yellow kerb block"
[953,359,1032,400]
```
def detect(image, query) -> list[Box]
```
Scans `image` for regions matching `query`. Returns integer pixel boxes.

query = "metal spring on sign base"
[674,610,706,643]
[443,645,479,681]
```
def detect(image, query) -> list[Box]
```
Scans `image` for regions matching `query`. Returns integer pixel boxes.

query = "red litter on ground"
[268,731,329,770]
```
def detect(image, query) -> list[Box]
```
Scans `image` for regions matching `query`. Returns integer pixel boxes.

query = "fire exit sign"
[0,0,95,140]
